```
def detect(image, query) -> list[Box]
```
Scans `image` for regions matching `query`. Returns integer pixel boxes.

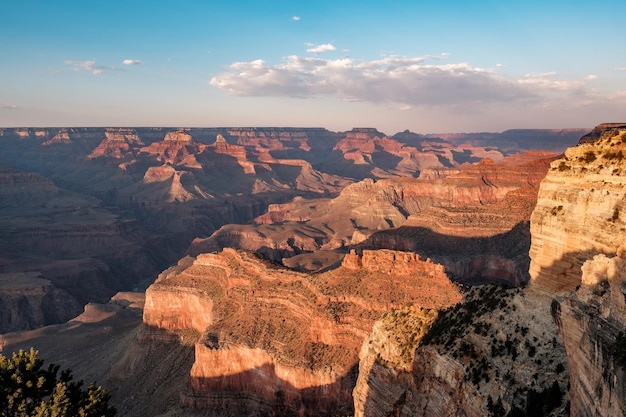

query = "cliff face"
[195,152,555,281]
[529,125,626,417]
[554,252,626,417]
[529,127,626,292]
[142,248,462,416]
[0,273,82,332]
[0,163,160,329]
[353,285,570,417]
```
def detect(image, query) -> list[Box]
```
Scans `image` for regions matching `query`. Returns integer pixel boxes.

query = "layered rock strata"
[354,285,570,417]
[530,125,626,417]
[554,252,626,417]
[200,151,555,283]
[143,248,462,415]
[530,127,626,292]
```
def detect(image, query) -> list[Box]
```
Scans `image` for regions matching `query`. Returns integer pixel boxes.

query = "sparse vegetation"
[550,205,563,216]
[603,150,624,161]
[379,306,438,366]
[418,283,570,416]
[583,150,597,163]
[557,161,570,171]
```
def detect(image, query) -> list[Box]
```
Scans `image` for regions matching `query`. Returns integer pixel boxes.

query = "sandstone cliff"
[354,284,570,417]
[554,252,626,417]
[143,248,462,416]
[530,127,626,292]
[201,151,554,286]
[529,125,626,417]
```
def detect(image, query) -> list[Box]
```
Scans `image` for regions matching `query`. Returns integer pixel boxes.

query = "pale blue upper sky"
[1,0,625,133]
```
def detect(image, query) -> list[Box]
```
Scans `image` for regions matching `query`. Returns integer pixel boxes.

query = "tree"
[0,348,116,417]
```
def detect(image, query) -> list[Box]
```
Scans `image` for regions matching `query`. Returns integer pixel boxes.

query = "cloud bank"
[210,54,609,110]
[122,59,142,65]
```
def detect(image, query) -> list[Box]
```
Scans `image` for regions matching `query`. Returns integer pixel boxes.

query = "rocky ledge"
[143,248,462,415]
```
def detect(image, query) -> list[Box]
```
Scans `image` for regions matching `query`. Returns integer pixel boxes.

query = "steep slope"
[195,151,555,284]
[353,285,569,417]
[142,248,462,416]
[529,124,626,417]
[0,164,159,331]
[529,125,626,292]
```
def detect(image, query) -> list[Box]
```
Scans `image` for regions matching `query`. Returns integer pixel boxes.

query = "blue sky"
[1,0,625,134]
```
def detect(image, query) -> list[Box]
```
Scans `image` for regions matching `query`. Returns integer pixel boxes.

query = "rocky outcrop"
[529,125,626,417]
[529,127,626,292]
[196,151,555,278]
[42,128,72,145]
[554,252,626,417]
[333,129,445,177]
[139,130,206,168]
[211,133,257,174]
[354,285,570,417]
[143,248,461,415]
[0,272,82,332]
[87,128,144,160]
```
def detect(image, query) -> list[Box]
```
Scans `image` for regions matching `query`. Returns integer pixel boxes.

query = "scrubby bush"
[583,151,596,163]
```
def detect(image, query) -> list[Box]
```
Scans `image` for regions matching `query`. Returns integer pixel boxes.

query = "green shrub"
[0,348,116,417]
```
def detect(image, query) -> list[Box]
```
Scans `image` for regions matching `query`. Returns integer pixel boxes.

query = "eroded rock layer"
[530,127,626,292]
[143,248,462,416]
[529,124,626,417]
[354,285,570,417]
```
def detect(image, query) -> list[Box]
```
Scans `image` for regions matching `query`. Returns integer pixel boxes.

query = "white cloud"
[122,59,142,65]
[584,74,598,80]
[64,60,120,75]
[291,16,300,21]
[306,43,336,54]
[210,54,606,110]
[0,104,18,110]
[517,72,585,91]
[616,67,626,71]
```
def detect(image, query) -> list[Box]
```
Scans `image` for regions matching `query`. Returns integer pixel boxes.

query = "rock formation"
[143,248,462,415]
[529,124,626,417]
[197,151,556,286]
[87,128,145,160]
[0,125,599,417]
[554,252,626,417]
[0,272,82,332]
[0,163,161,329]
[139,130,206,168]
[529,127,626,292]
[353,284,570,417]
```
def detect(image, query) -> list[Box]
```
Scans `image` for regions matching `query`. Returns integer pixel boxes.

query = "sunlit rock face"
[87,128,145,160]
[353,285,570,417]
[529,125,626,292]
[529,124,626,417]
[195,151,557,280]
[530,123,626,416]
[143,248,461,415]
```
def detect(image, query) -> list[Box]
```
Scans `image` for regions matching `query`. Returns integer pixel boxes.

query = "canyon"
[0,126,582,332]
[4,125,625,416]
